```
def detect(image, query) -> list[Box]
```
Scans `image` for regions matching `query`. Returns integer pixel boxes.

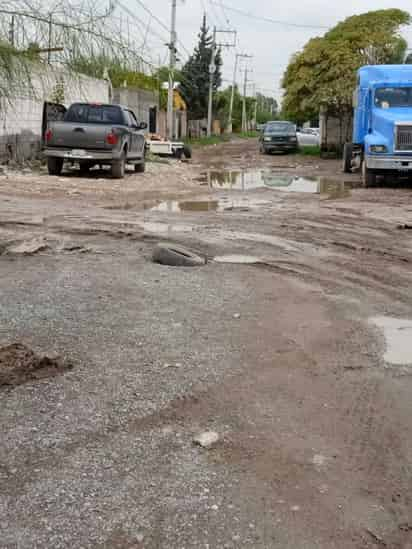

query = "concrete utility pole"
[167,0,177,140]
[227,54,239,134]
[207,27,217,137]
[228,53,252,133]
[253,85,258,129]
[207,28,237,136]
[9,15,15,47]
[241,66,248,133]
[47,14,53,64]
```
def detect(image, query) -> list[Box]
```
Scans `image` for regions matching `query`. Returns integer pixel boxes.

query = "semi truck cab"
[343,65,412,186]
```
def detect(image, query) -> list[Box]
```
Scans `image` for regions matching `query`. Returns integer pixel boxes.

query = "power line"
[209,1,330,30]
[131,0,191,59]
[218,0,230,26]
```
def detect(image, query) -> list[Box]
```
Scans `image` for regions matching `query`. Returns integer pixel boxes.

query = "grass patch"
[185,134,231,146]
[234,131,260,139]
[300,145,321,156]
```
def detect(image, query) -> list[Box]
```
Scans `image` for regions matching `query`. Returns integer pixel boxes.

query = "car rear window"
[64,104,124,124]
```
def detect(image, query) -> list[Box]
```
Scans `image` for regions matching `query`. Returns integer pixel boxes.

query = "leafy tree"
[179,15,222,119]
[282,9,410,129]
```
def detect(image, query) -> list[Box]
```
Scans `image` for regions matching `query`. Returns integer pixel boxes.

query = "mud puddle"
[150,197,272,213]
[202,169,355,198]
[0,343,72,389]
[372,316,412,366]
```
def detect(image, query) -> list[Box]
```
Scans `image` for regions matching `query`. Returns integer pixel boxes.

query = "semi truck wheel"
[47,157,63,176]
[342,143,353,173]
[362,160,377,187]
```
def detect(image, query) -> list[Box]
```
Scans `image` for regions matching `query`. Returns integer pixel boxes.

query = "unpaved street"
[1,139,412,549]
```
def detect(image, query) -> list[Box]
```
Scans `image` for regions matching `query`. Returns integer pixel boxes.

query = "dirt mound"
[0,343,72,389]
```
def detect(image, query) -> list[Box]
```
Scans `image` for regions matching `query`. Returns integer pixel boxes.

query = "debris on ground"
[6,237,48,255]
[193,431,220,448]
[0,343,72,389]
[152,242,207,267]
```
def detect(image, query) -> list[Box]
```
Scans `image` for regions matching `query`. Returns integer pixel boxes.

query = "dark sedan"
[259,121,298,154]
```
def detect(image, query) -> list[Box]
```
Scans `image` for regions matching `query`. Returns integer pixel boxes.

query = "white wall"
[0,65,109,161]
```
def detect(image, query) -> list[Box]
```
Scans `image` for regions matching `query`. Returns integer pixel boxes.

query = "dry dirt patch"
[0,343,72,389]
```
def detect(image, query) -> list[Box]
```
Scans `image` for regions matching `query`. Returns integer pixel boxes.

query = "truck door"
[42,102,66,146]
[128,110,145,159]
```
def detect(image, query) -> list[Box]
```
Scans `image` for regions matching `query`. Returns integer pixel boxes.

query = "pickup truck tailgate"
[48,122,114,150]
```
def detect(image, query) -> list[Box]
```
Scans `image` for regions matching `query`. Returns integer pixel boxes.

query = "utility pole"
[207,27,237,136]
[242,66,248,133]
[253,85,258,130]
[227,52,252,133]
[167,0,177,140]
[207,27,217,137]
[9,15,15,47]
[47,14,53,64]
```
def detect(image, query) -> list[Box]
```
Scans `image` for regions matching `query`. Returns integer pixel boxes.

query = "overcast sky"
[123,0,412,103]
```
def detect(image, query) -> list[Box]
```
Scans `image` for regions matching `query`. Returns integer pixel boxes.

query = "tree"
[179,15,222,119]
[282,9,410,129]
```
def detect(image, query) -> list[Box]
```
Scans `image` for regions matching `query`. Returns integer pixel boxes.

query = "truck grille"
[396,125,412,151]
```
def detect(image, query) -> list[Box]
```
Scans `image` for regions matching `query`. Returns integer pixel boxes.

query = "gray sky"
[124,0,412,104]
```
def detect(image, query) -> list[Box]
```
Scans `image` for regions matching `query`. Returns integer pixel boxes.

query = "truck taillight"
[106,132,118,145]
[45,129,52,142]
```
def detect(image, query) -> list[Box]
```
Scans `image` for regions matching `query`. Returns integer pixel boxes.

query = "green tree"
[282,9,410,128]
[179,15,222,119]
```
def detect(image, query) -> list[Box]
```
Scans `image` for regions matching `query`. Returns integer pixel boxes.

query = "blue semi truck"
[343,64,412,186]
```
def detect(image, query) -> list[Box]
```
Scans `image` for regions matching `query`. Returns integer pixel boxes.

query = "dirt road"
[1,139,412,548]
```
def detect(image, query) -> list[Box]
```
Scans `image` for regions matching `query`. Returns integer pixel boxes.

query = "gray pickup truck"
[43,103,147,178]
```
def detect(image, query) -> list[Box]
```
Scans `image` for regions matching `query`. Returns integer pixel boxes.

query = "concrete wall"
[113,87,159,131]
[319,107,352,152]
[0,66,109,162]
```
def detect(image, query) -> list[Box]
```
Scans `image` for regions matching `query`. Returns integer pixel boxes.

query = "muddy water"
[203,169,355,199]
[151,197,272,213]
[372,316,412,366]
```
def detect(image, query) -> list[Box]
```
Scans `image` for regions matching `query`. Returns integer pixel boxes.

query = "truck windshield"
[265,123,295,134]
[374,87,412,109]
[64,104,123,124]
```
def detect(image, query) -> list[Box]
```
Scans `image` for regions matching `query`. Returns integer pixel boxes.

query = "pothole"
[201,169,356,198]
[150,197,272,213]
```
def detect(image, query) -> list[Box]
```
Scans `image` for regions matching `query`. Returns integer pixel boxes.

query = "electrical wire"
[131,0,191,59]
[209,1,330,30]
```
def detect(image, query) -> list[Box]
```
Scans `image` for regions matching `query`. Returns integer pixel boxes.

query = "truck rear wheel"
[343,143,353,173]
[112,151,125,179]
[362,160,377,187]
[47,157,63,176]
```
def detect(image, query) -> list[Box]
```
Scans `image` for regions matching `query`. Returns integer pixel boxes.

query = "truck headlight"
[370,145,387,153]
[289,136,297,142]
[263,137,271,142]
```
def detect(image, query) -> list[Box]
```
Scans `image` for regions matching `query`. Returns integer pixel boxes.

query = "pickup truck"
[343,65,412,186]
[43,103,147,178]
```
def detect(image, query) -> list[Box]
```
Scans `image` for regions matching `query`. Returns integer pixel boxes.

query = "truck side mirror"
[138,122,148,130]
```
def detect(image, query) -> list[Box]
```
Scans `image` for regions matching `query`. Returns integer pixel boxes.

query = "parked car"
[43,102,147,178]
[259,121,298,154]
[297,127,320,147]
